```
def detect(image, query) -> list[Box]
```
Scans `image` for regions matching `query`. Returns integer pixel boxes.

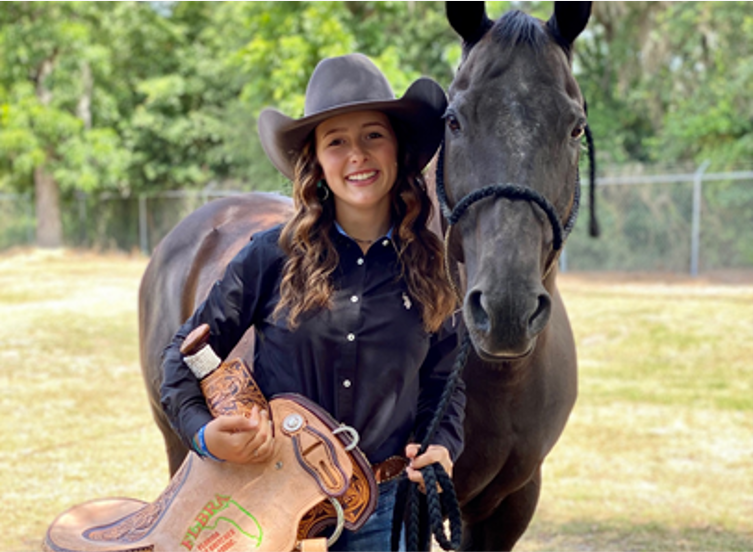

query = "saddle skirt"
[44,359,378,552]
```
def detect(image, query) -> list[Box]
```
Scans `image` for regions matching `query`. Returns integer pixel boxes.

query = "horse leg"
[147,397,189,477]
[164,426,189,477]
[461,466,542,551]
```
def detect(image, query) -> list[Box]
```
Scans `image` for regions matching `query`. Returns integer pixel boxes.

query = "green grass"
[517,275,753,551]
[1,252,751,551]
[0,250,166,551]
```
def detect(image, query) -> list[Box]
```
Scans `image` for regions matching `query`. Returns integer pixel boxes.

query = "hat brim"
[258,77,447,181]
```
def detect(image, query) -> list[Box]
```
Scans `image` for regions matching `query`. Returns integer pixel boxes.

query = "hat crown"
[304,54,396,117]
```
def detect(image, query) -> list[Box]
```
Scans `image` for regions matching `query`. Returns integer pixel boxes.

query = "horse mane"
[491,10,571,57]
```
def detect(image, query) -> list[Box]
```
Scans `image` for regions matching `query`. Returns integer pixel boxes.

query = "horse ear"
[548,1,591,46]
[446,2,492,46]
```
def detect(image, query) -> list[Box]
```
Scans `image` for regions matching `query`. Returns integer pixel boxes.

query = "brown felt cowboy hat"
[258,53,447,180]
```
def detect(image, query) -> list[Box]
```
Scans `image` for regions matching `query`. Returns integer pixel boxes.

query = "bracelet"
[195,424,224,462]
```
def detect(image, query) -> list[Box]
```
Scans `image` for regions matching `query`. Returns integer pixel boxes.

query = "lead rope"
[391,331,471,552]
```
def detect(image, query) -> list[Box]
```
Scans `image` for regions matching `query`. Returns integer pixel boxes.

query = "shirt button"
[382,239,390,246]
[343,379,352,388]
[357,258,364,266]
[351,295,359,303]
[347,333,355,341]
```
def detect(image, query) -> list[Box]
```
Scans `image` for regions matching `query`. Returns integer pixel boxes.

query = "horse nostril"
[467,289,490,334]
[528,293,552,334]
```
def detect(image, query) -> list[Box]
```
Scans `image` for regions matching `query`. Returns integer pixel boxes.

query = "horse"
[442,2,592,550]
[138,2,593,550]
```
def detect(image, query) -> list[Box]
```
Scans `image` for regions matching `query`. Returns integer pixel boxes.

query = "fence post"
[77,191,88,248]
[690,160,710,277]
[26,192,34,245]
[139,194,148,255]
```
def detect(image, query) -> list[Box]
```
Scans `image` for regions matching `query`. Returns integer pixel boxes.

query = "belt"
[372,456,408,484]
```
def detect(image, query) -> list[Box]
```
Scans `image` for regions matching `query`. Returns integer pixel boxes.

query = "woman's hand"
[404,443,453,493]
[202,405,275,464]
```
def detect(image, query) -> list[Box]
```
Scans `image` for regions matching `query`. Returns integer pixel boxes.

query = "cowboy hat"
[258,53,447,181]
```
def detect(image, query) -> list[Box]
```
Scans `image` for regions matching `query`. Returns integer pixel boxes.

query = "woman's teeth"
[347,171,377,182]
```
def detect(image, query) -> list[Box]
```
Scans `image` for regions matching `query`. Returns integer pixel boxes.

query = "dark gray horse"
[443,2,591,550]
[138,2,592,550]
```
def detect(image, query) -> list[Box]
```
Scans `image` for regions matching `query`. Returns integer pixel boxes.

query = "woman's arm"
[414,314,466,464]
[160,233,283,453]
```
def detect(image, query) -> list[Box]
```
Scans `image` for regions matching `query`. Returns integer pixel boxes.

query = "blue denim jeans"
[329,478,404,552]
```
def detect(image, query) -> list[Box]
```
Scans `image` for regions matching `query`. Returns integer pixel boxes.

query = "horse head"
[442,1,591,362]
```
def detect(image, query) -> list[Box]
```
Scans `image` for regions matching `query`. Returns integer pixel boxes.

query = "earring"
[317,180,330,201]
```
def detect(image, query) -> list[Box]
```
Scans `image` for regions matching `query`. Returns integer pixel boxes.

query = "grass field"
[1,249,751,551]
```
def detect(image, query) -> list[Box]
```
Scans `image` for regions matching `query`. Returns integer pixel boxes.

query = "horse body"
[138,2,591,549]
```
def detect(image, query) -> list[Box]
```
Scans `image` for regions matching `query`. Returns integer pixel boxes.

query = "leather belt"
[372,456,408,484]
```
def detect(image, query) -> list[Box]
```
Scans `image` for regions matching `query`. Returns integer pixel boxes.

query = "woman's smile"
[346,169,379,185]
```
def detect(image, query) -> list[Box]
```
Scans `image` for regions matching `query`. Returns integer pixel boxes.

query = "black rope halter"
[393,126,597,552]
[436,128,595,279]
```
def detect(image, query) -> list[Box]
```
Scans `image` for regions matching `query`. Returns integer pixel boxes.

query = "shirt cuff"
[180,404,214,451]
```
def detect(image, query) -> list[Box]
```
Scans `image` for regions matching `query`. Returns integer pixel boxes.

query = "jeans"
[329,478,404,552]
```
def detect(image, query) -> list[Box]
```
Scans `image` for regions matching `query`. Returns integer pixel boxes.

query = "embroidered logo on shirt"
[402,293,412,310]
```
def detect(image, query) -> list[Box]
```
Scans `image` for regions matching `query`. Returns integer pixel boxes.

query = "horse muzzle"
[464,284,551,361]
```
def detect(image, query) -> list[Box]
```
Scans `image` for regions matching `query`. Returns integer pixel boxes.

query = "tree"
[0,3,147,246]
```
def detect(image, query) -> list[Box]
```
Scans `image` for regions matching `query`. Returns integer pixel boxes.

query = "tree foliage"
[0,1,751,245]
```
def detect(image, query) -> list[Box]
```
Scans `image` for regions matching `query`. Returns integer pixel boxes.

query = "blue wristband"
[197,424,224,462]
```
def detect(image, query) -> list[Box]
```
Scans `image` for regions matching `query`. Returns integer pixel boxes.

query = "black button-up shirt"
[160,224,465,464]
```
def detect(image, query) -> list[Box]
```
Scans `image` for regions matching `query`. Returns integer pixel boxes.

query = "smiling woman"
[314,110,398,245]
[154,53,462,552]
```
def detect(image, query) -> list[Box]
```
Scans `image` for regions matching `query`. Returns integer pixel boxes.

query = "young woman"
[160,53,464,551]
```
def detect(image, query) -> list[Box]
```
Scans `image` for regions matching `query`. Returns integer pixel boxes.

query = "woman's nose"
[349,143,368,163]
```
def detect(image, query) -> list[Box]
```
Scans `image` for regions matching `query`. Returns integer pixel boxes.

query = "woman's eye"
[367,131,383,140]
[328,138,343,147]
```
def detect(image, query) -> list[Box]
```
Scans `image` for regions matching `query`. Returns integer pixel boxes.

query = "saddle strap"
[277,401,350,497]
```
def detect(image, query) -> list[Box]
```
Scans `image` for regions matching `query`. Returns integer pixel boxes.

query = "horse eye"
[446,114,461,133]
[571,125,585,139]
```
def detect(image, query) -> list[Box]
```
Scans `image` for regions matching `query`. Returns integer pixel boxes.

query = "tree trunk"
[35,165,63,248]
[34,52,64,248]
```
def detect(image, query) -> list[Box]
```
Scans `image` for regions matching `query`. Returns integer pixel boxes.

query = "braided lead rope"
[397,331,472,551]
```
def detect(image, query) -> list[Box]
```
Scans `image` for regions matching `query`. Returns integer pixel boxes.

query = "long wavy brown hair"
[274,121,456,333]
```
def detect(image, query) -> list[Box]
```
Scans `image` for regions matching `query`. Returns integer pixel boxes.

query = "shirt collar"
[334,220,393,242]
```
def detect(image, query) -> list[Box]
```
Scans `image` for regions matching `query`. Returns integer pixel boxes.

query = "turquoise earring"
[317,180,330,201]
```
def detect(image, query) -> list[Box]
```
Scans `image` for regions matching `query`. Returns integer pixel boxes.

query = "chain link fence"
[563,166,753,273]
[0,193,34,250]
[2,165,752,274]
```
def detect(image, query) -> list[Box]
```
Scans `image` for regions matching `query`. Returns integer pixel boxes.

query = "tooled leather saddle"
[44,324,378,552]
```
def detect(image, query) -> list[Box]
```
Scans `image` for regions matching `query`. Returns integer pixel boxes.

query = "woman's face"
[315,110,398,220]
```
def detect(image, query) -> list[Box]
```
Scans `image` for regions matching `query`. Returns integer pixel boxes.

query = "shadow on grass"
[519,519,753,552]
